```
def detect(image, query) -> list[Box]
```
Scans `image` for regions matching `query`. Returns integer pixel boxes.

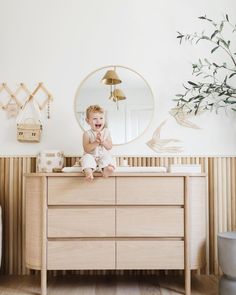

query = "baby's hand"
[96,132,102,144]
[98,133,105,145]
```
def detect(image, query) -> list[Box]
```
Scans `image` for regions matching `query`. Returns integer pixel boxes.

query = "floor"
[0,275,218,295]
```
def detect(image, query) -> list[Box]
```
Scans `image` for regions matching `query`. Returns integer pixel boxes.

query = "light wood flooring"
[0,275,218,295]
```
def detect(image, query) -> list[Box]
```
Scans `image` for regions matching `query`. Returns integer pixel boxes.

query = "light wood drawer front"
[116,177,184,205]
[48,177,115,205]
[48,208,115,237]
[116,208,184,237]
[116,241,184,269]
[48,241,115,270]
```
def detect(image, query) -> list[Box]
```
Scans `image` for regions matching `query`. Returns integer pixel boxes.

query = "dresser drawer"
[47,241,115,270]
[116,207,184,237]
[116,177,184,205]
[116,241,184,269]
[48,208,115,237]
[48,177,115,205]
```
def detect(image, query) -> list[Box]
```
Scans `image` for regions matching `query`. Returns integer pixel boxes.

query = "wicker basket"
[17,118,42,142]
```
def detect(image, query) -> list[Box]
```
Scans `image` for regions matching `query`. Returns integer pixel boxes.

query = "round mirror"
[74,65,154,145]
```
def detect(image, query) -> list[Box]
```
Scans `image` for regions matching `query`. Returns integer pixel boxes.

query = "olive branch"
[174,14,236,115]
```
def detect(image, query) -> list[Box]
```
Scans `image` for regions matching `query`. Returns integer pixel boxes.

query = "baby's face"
[87,112,105,132]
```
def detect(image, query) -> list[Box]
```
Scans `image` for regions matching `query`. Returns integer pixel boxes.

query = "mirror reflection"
[74,66,154,145]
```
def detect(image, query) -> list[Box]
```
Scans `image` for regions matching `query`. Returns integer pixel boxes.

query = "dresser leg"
[41,269,47,295]
[185,270,191,295]
[41,176,47,295]
[184,176,191,295]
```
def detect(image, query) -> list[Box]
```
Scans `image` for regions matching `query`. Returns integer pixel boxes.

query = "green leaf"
[177,31,184,38]
[218,38,229,48]
[201,35,210,40]
[226,14,229,21]
[176,32,184,44]
[204,58,211,65]
[211,30,218,39]
[199,15,212,22]
[224,100,236,104]
[211,46,219,53]
[219,21,224,32]
[194,106,200,115]
[188,81,198,86]
[229,72,236,78]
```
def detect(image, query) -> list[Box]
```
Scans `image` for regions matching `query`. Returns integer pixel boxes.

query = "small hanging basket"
[17,118,42,142]
[16,95,43,143]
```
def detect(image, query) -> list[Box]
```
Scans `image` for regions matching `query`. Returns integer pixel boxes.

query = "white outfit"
[80,128,115,171]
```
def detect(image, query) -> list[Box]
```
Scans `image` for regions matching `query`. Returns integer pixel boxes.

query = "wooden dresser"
[25,173,207,295]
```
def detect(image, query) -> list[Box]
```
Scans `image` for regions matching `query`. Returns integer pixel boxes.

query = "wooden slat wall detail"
[0,156,235,275]
[0,157,36,275]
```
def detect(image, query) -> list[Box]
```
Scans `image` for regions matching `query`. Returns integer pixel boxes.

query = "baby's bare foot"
[102,165,115,178]
[84,169,94,181]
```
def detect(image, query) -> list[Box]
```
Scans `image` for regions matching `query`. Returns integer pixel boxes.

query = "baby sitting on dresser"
[80,105,116,181]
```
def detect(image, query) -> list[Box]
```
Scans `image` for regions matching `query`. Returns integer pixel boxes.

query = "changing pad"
[62,166,167,173]
[62,166,83,172]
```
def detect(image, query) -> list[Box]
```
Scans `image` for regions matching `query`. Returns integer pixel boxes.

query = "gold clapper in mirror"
[101,67,126,110]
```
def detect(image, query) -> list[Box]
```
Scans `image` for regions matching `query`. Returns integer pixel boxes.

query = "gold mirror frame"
[74,65,155,146]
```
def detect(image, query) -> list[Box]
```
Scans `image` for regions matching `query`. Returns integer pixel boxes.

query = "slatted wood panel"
[0,156,235,275]
[0,157,36,275]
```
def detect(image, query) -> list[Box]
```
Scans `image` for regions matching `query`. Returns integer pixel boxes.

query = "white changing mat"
[62,166,167,173]
[62,166,83,172]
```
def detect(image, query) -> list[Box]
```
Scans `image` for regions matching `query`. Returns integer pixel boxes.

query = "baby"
[80,105,115,181]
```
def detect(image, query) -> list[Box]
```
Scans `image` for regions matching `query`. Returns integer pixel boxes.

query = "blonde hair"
[86,105,104,119]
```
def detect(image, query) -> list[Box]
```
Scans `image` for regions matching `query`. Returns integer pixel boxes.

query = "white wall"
[0,0,236,156]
